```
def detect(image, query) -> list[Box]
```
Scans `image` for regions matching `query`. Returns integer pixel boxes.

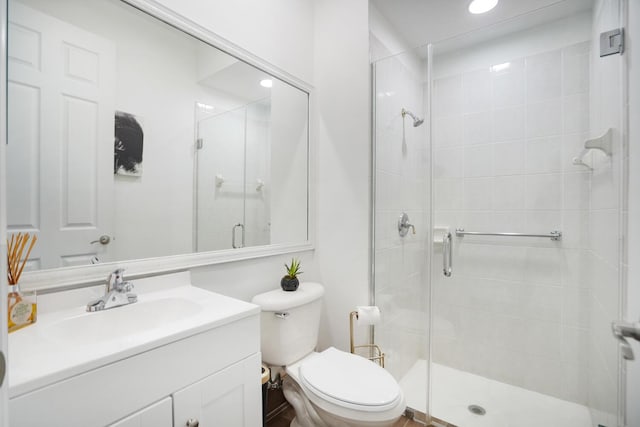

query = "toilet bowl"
[251,283,405,427]
[285,348,405,427]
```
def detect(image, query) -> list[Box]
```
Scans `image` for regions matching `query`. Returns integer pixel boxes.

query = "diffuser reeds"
[7,232,38,332]
[7,232,37,285]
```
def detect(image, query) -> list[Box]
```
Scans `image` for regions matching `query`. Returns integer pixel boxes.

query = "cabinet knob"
[186,419,200,427]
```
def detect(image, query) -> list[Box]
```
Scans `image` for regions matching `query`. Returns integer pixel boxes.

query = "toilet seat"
[298,347,403,412]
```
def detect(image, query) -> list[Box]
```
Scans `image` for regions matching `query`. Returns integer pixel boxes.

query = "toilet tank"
[251,282,324,366]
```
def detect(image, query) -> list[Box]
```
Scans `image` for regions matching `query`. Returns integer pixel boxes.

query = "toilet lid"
[299,347,401,409]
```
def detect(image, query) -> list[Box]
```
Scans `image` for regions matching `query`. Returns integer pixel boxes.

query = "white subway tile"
[434,178,464,210]
[493,140,525,176]
[525,136,562,174]
[526,50,562,102]
[493,176,526,210]
[525,247,563,285]
[520,284,562,322]
[434,75,462,118]
[525,174,562,210]
[562,287,591,327]
[434,115,463,148]
[563,172,590,210]
[563,93,590,134]
[464,145,493,177]
[463,111,492,145]
[463,177,493,210]
[493,106,526,141]
[434,147,464,178]
[562,42,590,96]
[491,58,525,108]
[527,99,562,138]
[463,68,491,113]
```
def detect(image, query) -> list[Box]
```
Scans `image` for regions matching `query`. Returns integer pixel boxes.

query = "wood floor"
[265,405,425,427]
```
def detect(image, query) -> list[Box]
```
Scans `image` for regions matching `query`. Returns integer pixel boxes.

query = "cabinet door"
[109,397,172,427]
[173,353,261,427]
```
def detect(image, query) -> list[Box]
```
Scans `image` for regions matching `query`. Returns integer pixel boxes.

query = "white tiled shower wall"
[431,14,598,405]
[373,47,430,382]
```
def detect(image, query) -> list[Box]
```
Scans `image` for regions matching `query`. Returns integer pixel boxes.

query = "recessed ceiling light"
[260,79,273,88]
[468,0,498,14]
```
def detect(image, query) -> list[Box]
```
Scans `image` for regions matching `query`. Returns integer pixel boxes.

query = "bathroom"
[0,0,639,426]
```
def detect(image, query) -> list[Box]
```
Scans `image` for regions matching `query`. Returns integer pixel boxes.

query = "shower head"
[401,108,424,127]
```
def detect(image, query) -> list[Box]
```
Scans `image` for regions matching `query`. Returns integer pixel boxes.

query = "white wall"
[312,0,371,351]
[152,0,314,85]
[156,0,371,355]
[269,81,309,245]
[431,15,593,404]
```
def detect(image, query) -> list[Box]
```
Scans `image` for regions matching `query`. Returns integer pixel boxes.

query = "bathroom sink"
[44,297,203,345]
[8,277,260,398]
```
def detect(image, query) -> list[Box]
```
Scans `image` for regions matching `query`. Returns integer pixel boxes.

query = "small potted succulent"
[281,258,303,291]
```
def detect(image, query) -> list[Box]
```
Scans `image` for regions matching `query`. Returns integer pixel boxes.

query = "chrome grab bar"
[443,231,452,277]
[455,228,562,241]
[232,223,245,248]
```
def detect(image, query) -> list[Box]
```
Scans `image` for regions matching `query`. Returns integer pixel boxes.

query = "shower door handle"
[443,231,452,277]
[612,319,640,360]
[232,223,245,249]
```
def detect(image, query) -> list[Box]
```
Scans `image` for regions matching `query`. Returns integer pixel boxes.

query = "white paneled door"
[7,3,115,269]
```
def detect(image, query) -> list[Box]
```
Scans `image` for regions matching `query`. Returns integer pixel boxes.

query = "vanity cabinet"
[173,353,261,426]
[8,285,262,427]
[109,354,260,427]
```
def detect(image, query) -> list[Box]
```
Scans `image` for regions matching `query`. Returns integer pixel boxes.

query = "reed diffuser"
[7,232,38,332]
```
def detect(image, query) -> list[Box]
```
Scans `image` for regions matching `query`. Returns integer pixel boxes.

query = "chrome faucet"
[86,268,137,312]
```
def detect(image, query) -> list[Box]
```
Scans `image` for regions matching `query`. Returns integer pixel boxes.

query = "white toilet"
[252,282,406,427]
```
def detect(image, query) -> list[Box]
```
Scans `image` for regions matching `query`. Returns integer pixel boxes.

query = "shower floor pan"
[400,360,591,427]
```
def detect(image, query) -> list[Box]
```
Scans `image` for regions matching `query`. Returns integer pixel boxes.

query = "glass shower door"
[429,2,627,426]
[371,46,431,421]
[195,107,246,252]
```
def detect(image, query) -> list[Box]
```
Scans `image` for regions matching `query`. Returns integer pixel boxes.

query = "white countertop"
[8,283,260,398]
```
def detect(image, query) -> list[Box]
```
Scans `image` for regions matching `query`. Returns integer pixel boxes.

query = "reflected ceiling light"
[260,79,273,88]
[196,102,214,111]
[468,0,498,14]
[490,62,510,72]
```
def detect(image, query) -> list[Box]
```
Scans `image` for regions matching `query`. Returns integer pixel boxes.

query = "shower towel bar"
[455,228,562,241]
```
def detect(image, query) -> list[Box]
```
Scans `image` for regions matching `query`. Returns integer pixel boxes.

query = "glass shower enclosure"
[195,99,271,252]
[372,1,627,426]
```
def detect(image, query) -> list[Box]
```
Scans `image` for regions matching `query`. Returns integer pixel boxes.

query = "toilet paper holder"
[349,311,385,367]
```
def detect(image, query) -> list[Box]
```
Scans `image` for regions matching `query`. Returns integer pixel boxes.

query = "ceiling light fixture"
[468,0,498,14]
[260,79,273,88]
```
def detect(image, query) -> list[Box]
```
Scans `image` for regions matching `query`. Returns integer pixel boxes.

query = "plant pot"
[281,276,299,292]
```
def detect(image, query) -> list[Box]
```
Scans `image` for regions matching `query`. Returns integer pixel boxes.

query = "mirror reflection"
[7,0,309,271]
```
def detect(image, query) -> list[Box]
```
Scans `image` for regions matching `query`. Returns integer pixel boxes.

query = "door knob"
[90,235,111,245]
[186,419,199,427]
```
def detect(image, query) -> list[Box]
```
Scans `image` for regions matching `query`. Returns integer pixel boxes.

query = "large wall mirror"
[6,0,309,279]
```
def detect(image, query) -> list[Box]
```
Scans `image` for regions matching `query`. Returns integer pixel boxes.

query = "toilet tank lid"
[251,282,324,311]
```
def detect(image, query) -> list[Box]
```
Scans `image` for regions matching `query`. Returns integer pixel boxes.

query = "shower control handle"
[398,212,416,237]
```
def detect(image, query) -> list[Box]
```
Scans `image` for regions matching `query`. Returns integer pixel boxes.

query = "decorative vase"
[280,276,299,291]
